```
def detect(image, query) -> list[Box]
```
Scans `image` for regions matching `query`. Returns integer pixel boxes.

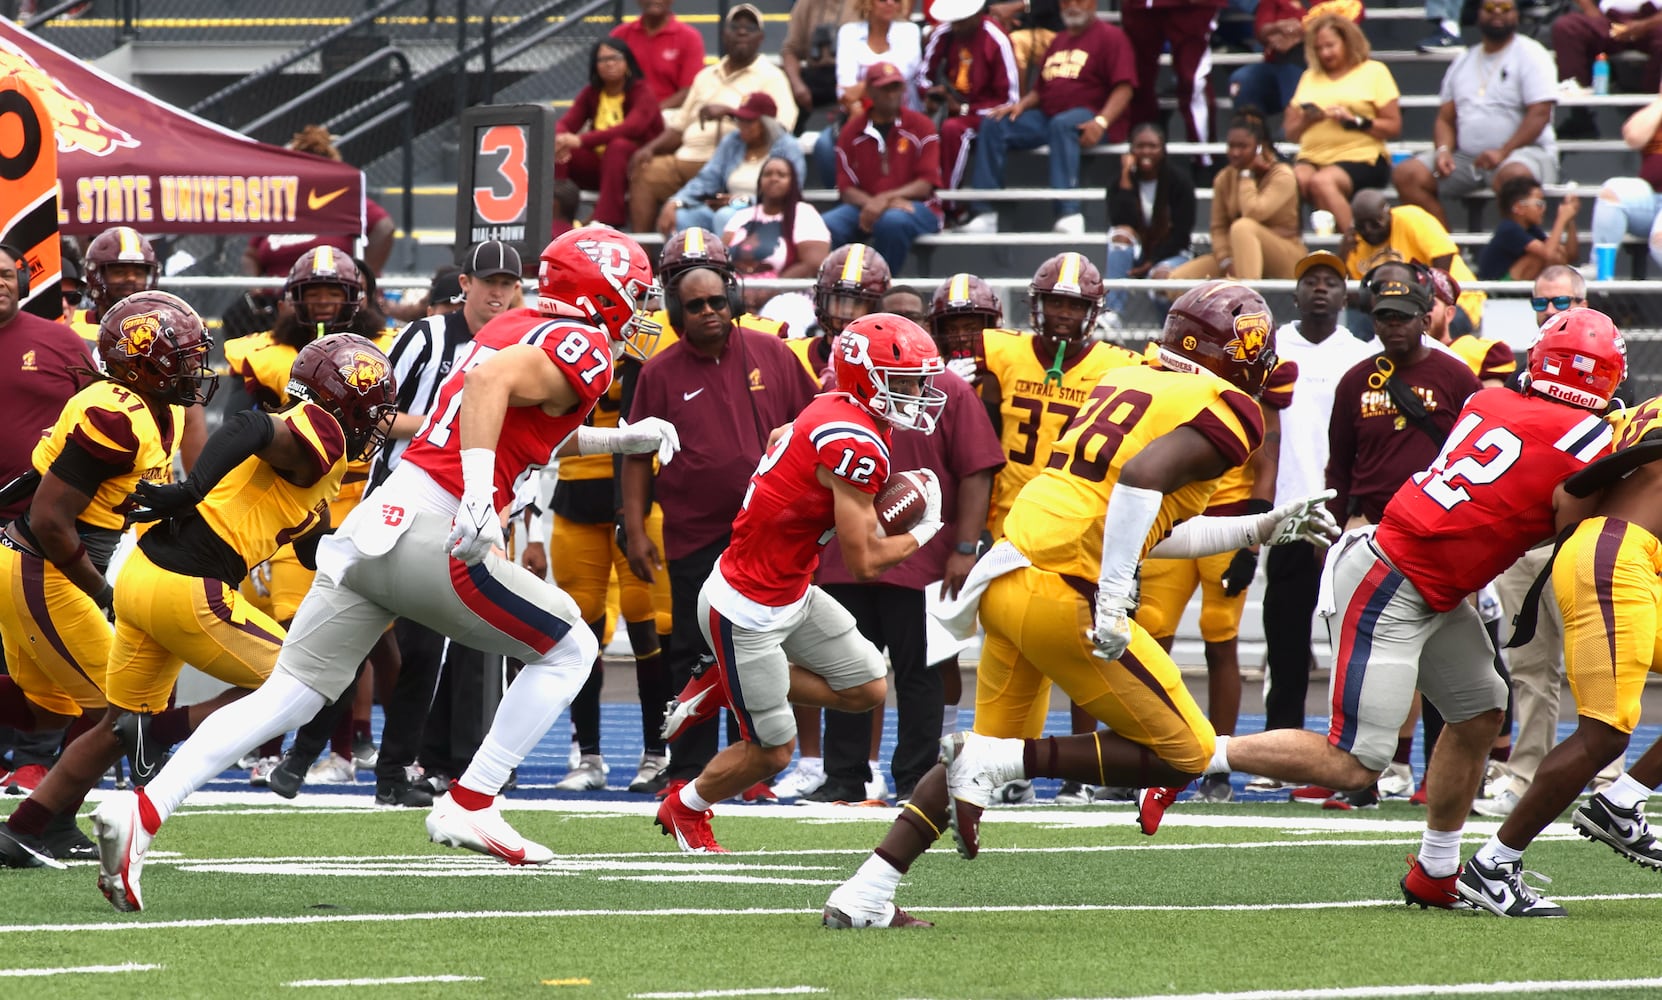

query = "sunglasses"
[1481,2,1514,11]
[680,294,732,316]
[1530,295,1579,312]
[62,290,84,307]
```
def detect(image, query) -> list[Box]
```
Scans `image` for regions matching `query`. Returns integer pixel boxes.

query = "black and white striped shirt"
[371,309,477,487]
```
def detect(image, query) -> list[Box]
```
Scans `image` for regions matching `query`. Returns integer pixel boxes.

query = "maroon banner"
[0,18,365,238]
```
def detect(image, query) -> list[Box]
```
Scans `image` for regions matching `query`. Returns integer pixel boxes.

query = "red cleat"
[1400,854,1466,909]
[654,777,688,801]
[739,781,776,802]
[655,794,729,853]
[1409,786,1428,806]
[1289,784,1335,803]
[7,764,47,795]
[660,665,730,743]
[1136,785,1185,836]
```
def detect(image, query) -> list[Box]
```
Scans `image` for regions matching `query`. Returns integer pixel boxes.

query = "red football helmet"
[287,333,399,461]
[1526,307,1627,410]
[283,246,363,333]
[98,290,218,406]
[538,226,660,360]
[1028,252,1103,342]
[929,272,1001,367]
[1159,280,1278,397]
[815,243,891,337]
[833,312,947,433]
[85,226,159,318]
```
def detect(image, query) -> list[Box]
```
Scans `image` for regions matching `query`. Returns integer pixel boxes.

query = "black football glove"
[1220,547,1259,598]
[124,479,206,525]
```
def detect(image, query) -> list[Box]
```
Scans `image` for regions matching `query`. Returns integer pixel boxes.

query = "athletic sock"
[1206,734,1231,775]
[1417,828,1464,878]
[1394,736,1414,766]
[1474,833,1523,869]
[680,782,712,813]
[1604,771,1653,811]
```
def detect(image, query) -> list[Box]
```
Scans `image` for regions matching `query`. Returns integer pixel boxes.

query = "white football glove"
[1088,589,1137,661]
[599,417,682,466]
[897,469,944,547]
[249,560,273,598]
[1248,489,1342,547]
[448,490,504,565]
[945,357,979,383]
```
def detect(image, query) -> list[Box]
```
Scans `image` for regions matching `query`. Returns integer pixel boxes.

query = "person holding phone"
[1283,13,1401,236]
[1171,113,1307,282]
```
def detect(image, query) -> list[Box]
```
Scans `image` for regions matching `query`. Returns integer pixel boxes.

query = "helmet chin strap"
[1044,337,1067,387]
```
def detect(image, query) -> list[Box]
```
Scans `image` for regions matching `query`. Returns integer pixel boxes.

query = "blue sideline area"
[190,705,1662,805]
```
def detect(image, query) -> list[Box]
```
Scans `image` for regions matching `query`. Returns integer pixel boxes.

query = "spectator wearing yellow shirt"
[1282,14,1401,237]
[1344,188,1484,336]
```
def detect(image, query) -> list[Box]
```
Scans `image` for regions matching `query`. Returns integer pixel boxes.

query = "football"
[875,473,927,537]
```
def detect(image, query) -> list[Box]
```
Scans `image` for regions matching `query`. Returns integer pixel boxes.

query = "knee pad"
[1197,598,1244,644]
[750,701,797,749]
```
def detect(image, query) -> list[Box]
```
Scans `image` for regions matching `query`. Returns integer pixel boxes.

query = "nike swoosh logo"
[131,724,157,780]
[1484,884,1510,906]
[477,831,527,865]
[307,186,351,211]
[683,388,705,401]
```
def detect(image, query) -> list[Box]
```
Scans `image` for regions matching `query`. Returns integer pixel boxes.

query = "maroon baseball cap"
[731,92,779,121]
[1428,267,1461,307]
[864,62,906,87]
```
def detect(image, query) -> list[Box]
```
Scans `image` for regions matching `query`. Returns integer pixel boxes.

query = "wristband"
[460,448,497,498]
[51,541,87,569]
[1244,498,1274,516]
[909,520,942,548]
[93,583,115,612]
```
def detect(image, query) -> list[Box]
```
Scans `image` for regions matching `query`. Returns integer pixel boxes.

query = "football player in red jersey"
[1205,307,1627,911]
[654,313,948,853]
[88,228,684,911]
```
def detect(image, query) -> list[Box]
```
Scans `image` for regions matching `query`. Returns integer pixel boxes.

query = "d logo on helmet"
[120,313,160,357]
[339,352,389,395]
[1226,311,1270,362]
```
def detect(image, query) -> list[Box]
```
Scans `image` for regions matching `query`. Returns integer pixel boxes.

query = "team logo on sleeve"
[339,351,390,394]
[1225,311,1271,363]
[119,313,160,357]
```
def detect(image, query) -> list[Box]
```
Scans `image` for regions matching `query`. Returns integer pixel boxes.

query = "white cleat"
[822,885,933,929]
[91,790,156,913]
[939,731,1020,860]
[425,792,553,866]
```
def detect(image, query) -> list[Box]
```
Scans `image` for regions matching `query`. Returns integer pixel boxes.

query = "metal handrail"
[480,0,617,103]
[186,0,413,121]
[19,0,94,30]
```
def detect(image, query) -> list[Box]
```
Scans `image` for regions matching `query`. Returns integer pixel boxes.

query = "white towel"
[935,540,1032,640]
[1315,526,1376,620]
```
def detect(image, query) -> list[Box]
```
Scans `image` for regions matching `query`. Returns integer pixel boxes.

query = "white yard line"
[631,989,828,998]
[285,974,484,987]
[954,977,1662,1000]
[7,893,1662,935]
[0,962,161,977]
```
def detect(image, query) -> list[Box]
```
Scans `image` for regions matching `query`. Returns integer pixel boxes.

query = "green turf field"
[3,795,1661,999]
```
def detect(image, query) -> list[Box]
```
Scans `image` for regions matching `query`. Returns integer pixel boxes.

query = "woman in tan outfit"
[1172,113,1307,281]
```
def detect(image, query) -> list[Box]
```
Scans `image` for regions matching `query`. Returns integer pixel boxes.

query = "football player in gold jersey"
[822,282,1340,929]
[790,244,889,383]
[0,291,208,865]
[1135,355,1296,803]
[0,333,395,871]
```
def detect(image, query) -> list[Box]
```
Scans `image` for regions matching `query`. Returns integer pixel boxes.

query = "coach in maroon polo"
[822,62,943,276]
[0,247,95,522]
[623,264,818,787]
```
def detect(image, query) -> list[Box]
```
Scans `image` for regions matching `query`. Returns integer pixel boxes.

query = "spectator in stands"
[725,155,831,314]
[244,125,394,278]
[919,0,1019,226]
[1283,13,1401,236]
[1344,188,1485,335]
[551,178,581,241]
[1230,0,1310,119]
[609,0,704,110]
[1391,0,1560,229]
[1553,0,1662,103]
[556,40,664,230]
[657,94,805,237]
[1430,268,1514,385]
[1103,123,1196,327]
[1121,0,1224,149]
[985,0,1061,87]
[957,0,1135,235]
[627,4,797,233]
[1171,113,1305,282]
[823,63,943,275]
[1477,176,1581,280]
[782,0,859,134]
[811,0,924,187]
[1588,89,1662,271]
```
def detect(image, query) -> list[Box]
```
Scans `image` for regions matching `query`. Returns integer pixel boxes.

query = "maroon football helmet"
[286,333,398,461]
[1158,280,1278,396]
[815,244,891,337]
[928,272,1001,370]
[1028,252,1103,342]
[283,246,363,332]
[85,226,160,318]
[659,228,742,324]
[98,290,217,406]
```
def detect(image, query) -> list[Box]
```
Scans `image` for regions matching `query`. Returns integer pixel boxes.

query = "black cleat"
[41,811,97,861]
[267,751,312,800]
[0,823,66,869]
[1572,793,1662,870]
[375,774,435,808]
[111,711,167,787]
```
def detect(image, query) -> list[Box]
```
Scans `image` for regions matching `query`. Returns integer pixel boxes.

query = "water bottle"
[1592,54,1609,96]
